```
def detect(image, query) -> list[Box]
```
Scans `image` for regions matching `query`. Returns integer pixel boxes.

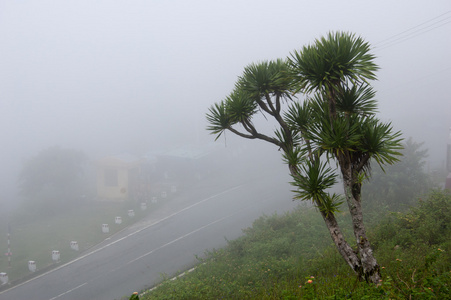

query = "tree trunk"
[342,170,381,284]
[318,209,363,274]
[288,160,377,282]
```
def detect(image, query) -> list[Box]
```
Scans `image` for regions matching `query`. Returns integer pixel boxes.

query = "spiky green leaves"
[206,59,294,143]
[225,89,258,124]
[238,59,294,101]
[290,159,344,216]
[282,146,304,169]
[284,101,311,134]
[336,84,377,116]
[206,89,259,140]
[359,118,403,170]
[283,85,402,175]
[206,101,232,140]
[288,31,378,94]
[291,159,337,201]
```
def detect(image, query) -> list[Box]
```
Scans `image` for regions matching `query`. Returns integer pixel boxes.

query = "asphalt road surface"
[0,168,300,300]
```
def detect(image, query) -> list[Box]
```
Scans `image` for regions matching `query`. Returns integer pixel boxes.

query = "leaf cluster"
[288,31,378,94]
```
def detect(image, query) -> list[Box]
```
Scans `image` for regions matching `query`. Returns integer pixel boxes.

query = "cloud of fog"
[1,0,450,208]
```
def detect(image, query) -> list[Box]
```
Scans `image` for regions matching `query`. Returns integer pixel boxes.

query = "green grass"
[143,190,451,299]
[0,199,161,283]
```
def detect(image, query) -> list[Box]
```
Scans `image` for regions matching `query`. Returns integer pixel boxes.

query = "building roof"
[158,143,218,160]
[96,153,144,168]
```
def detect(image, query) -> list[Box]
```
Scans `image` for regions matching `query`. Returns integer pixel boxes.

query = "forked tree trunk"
[342,170,382,284]
[318,210,362,273]
[288,162,380,283]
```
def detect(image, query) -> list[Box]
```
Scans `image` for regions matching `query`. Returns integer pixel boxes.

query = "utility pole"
[6,222,11,268]
[446,127,451,191]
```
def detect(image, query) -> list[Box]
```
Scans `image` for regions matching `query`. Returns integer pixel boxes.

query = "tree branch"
[227,126,255,139]
[256,98,274,116]
[227,126,282,148]
[242,119,258,136]
[356,153,371,172]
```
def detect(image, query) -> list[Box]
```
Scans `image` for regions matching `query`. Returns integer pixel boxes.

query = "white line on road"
[48,282,88,300]
[126,211,238,266]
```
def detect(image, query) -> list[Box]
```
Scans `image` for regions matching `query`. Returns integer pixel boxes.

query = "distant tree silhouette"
[18,146,89,211]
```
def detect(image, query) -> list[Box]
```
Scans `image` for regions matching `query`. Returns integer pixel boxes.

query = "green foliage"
[225,88,258,124]
[145,190,451,299]
[289,159,344,216]
[359,118,403,169]
[288,31,378,94]
[368,190,451,299]
[296,91,402,172]
[146,208,331,299]
[284,101,311,134]
[206,101,231,140]
[371,189,451,249]
[335,84,378,116]
[305,100,362,155]
[290,159,337,201]
[238,58,294,100]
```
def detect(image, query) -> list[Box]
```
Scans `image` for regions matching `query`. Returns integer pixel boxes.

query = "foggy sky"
[1,0,451,207]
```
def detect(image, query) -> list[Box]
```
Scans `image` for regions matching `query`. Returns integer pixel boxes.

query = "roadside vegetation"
[144,189,450,299]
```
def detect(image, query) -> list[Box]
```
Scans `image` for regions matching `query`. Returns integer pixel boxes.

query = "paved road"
[0,168,299,300]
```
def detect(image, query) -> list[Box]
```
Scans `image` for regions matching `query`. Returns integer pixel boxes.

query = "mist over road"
[0,168,299,300]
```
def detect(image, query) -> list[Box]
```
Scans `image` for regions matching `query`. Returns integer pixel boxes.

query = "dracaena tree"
[206,32,403,284]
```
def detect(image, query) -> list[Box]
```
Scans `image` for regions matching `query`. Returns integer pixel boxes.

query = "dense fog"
[1,0,450,211]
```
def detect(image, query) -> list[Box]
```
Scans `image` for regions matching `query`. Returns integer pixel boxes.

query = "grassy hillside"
[143,190,451,299]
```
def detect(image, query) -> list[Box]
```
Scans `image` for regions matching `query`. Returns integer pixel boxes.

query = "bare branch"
[356,153,370,172]
[242,119,258,136]
[227,126,256,140]
[256,98,274,116]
